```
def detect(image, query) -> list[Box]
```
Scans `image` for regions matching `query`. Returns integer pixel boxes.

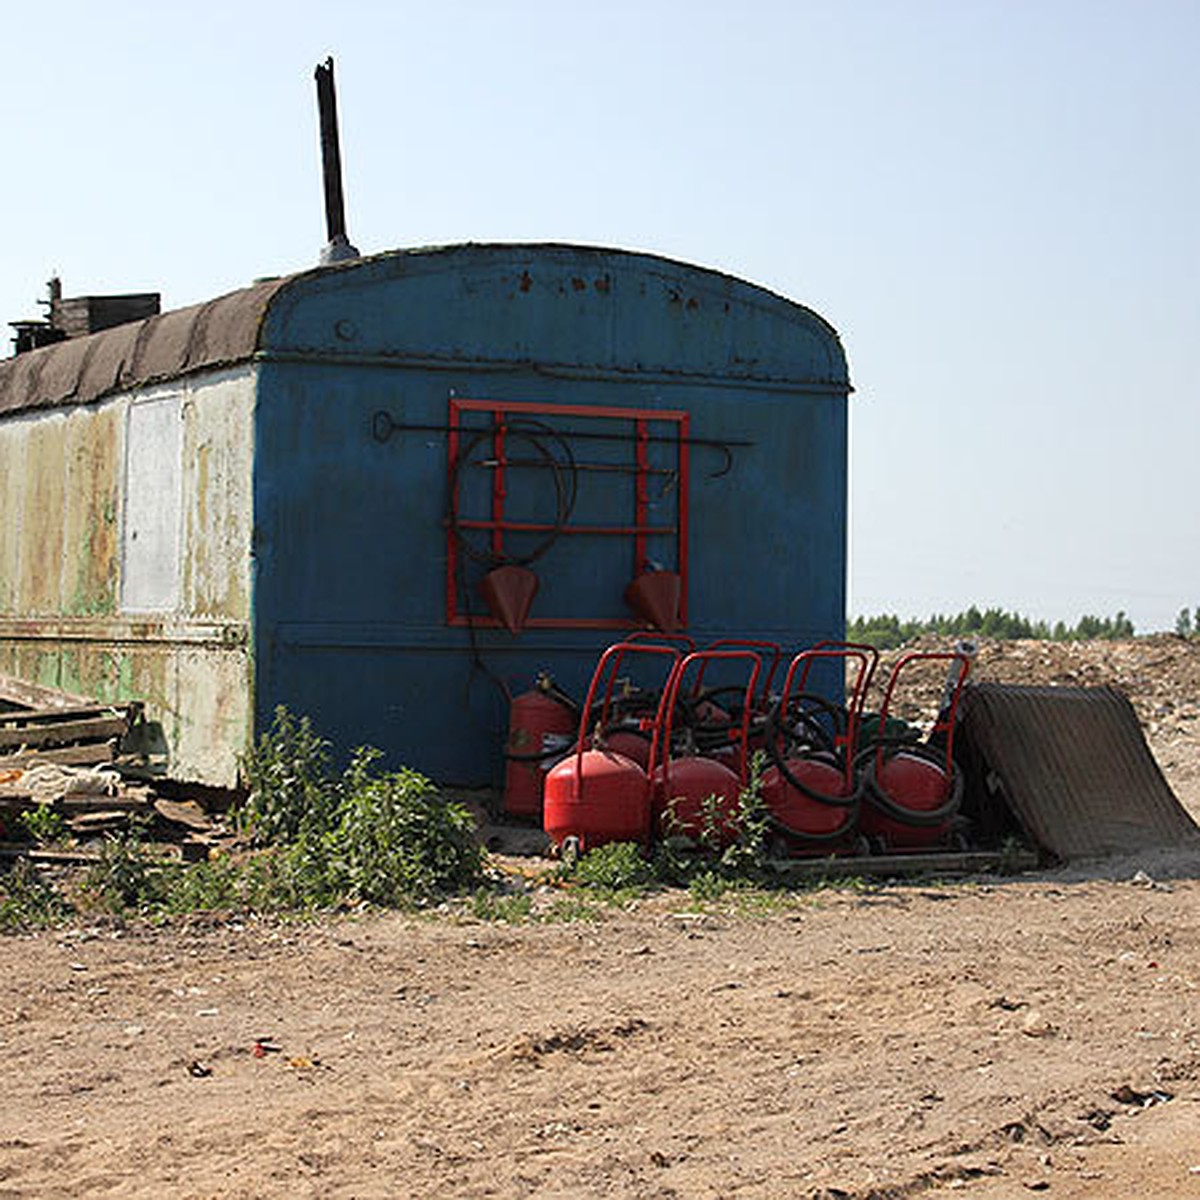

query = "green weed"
[17,805,67,845]
[572,840,655,892]
[226,710,483,911]
[86,819,164,911]
[0,860,73,931]
[470,888,533,923]
[236,706,338,845]
[541,893,603,923]
[330,749,482,905]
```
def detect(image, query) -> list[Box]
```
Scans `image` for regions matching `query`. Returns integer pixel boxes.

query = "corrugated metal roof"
[958,682,1200,860]
[0,276,290,417]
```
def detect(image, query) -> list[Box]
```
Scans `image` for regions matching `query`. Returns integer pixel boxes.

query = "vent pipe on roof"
[314,56,360,265]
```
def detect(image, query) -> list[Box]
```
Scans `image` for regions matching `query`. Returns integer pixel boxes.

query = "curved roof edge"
[0,275,290,418]
[0,243,848,418]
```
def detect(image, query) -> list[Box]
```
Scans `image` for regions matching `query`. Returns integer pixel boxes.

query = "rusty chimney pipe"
[314,56,360,264]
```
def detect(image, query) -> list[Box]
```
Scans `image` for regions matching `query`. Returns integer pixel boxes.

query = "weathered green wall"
[0,366,256,784]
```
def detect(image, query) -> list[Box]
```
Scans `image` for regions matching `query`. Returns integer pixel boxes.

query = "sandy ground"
[2,864,1199,1199]
[2,637,1199,1198]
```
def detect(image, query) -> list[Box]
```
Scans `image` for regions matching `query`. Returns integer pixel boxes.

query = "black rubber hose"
[448,426,575,567]
[770,691,844,755]
[762,694,860,809]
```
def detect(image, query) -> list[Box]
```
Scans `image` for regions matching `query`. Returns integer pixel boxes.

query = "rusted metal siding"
[0,418,27,614]
[64,405,121,616]
[22,413,70,614]
[959,682,1200,860]
[180,369,255,620]
[0,368,256,784]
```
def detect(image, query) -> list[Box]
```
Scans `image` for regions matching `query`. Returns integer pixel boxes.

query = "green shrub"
[236,707,338,845]
[225,710,482,910]
[330,749,482,905]
[86,819,164,911]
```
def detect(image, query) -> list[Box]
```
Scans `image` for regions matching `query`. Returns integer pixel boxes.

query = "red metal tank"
[544,746,650,850]
[759,647,874,856]
[860,751,961,850]
[652,754,742,845]
[600,727,654,770]
[859,650,971,851]
[503,675,578,818]
[760,756,856,842]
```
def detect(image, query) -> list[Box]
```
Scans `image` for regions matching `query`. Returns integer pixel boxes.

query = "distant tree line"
[1176,607,1200,637]
[846,606,1136,650]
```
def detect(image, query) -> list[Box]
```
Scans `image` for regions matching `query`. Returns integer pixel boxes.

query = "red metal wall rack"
[446,397,690,629]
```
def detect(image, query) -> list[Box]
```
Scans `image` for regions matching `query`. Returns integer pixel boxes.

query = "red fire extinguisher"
[503,674,579,819]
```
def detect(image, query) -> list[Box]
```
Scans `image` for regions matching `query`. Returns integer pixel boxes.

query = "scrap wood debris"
[0,674,229,862]
[0,672,140,770]
[0,759,228,863]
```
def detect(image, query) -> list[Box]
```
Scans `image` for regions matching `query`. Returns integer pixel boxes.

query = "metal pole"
[314,57,360,264]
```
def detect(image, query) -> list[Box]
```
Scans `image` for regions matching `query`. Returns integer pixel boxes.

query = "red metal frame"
[869,651,972,778]
[446,397,690,629]
[652,649,763,787]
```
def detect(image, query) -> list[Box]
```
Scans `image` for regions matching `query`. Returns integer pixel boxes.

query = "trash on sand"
[1110,1084,1173,1108]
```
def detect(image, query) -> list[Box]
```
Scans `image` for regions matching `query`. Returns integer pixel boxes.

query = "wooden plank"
[0,704,132,726]
[0,787,148,812]
[0,674,95,711]
[0,843,181,865]
[0,715,129,749]
[69,812,133,833]
[59,795,152,814]
[0,744,116,768]
[0,844,103,864]
[153,798,212,831]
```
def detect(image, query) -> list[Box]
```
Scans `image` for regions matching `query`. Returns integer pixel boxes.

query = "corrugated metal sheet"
[0,278,289,417]
[958,682,1200,860]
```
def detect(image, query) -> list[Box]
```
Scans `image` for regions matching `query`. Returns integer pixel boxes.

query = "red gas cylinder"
[652,754,741,846]
[649,648,763,848]
[761,757,858,848]
[860,751,960,851]
[543,747,651,851]
[503,676,578,819]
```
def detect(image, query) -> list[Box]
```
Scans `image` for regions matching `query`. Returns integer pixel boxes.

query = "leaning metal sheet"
[958,682,1200,860]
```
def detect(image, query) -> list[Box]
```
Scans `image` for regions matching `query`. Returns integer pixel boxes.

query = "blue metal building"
[0,243,851,786]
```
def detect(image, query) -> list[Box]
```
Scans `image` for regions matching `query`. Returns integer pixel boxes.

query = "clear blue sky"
[4,1,1197,632]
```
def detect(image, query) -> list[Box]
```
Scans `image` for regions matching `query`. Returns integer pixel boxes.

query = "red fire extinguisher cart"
[543,642,682,852]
